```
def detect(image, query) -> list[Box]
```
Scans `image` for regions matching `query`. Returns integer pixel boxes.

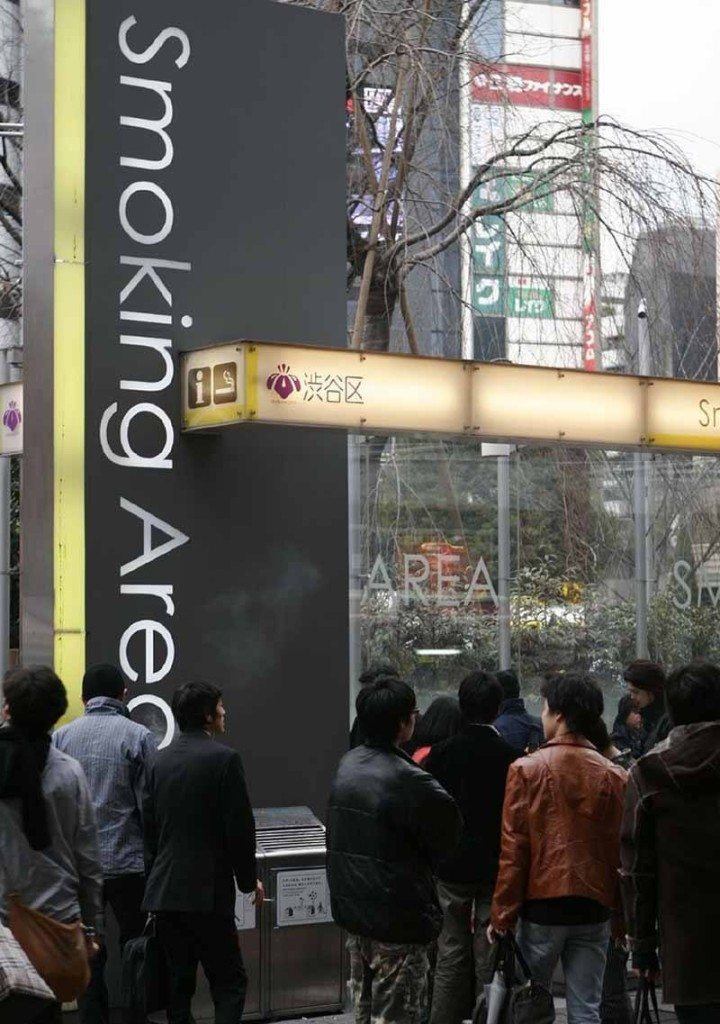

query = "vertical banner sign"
[45,0,349,813]
[580,0,599,371]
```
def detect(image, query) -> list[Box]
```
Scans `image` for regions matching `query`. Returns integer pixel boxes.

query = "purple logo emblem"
[2,400,21,433]
[266,363,301,400]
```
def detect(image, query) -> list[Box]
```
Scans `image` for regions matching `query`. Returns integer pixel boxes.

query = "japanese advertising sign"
[471,63,582,112]
[580,0,598,370]
[507,279,554,319]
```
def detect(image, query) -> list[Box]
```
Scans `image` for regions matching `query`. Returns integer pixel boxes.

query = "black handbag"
[474,935,556,1024]
[634,977,661,1024]
[121,916,167,1023]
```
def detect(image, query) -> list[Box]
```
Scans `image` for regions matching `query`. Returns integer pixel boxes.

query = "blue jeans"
[518,919,610,1024]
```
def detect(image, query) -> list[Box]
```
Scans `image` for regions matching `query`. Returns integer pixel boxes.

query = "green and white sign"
[472,215,505,274]
[507,277,554,319]
[473,274,504,316]
[472,215,505,317]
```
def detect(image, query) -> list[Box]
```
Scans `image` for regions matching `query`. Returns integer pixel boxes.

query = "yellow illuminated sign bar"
[180,341,720,454]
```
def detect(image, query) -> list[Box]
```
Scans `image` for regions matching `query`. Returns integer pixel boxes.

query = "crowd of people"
[0,656,718,1024]
[0,666,260,1023]
[328,658,720,1024]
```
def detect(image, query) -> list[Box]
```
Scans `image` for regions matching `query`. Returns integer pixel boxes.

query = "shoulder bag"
[474,934,555,1024]
[0,919,56,1024]
[8,893,90,1003]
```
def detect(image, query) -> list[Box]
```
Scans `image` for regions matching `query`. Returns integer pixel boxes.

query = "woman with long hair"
[412,695,462,766]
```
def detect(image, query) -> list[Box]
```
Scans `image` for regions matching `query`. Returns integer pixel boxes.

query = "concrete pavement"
[278,999,680,1023]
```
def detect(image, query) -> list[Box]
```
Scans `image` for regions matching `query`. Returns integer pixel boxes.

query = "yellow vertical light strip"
[245,344,258,418]
[53,0,85,719]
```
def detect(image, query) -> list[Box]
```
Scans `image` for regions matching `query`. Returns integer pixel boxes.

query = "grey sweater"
[0,745,104,935]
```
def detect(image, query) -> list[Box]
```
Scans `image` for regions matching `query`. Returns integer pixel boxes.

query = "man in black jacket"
[621,662,720,1023]
[327,676,462,1024]
[143,682,263,1024]
[425,672,516,1024]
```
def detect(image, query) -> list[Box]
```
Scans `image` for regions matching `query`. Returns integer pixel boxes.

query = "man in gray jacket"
[53,663,157,1023]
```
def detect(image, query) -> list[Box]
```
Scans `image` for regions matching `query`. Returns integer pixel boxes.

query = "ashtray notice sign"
[276,868,333,928]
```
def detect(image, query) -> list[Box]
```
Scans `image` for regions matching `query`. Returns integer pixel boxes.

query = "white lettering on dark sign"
[98,16,193,746]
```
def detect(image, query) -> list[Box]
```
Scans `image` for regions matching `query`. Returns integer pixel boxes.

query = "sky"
[599,0,720,178]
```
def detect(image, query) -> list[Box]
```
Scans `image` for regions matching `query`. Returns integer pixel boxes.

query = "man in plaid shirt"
[53,664,157,1024]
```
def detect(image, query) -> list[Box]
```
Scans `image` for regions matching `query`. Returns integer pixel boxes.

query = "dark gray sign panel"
[84,0,347,813]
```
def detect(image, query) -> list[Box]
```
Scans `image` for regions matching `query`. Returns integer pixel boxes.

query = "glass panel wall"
[351,435,720,721]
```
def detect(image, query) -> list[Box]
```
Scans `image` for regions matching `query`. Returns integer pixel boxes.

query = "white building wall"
[469,0,594,370]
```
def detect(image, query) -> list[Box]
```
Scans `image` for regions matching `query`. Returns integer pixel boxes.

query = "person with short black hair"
[623,659,670,754]
[493,669,543,755]
[611,694,644,761]
[490,672,626,1024]
[621,661,720,1022]
[327,676,462,1024]
[350,662,400,748]
[143,681,262,1024]
[53,663,157,1024]
[0,666,104,1024]
[424,672,515,1024]
[171,679,223,732]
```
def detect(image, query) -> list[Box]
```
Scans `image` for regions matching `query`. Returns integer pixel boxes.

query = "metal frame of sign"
[181,340,720,456]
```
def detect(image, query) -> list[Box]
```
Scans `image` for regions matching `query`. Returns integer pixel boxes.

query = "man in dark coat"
[327,675,462,1024]
[143,682,263,1024]
[624,660,671,754]
[425,672,516,1024]
[621,661,720,1023]
[493,669,543,755]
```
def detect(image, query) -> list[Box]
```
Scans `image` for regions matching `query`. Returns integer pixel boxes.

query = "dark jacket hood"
[499,697,526,714]
[642,721,720,796]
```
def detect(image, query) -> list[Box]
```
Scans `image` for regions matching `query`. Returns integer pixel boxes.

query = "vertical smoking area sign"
[29,0,350,816]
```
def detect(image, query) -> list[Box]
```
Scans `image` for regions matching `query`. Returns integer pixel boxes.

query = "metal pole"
[347,435,362,726]
[0,350,10,678]
[497,448,511,670]
[633,448,648,658]
[634,300,650,657]
[638,304,654,606]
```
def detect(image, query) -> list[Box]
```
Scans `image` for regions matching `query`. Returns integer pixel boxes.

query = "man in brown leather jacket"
[489,672,626,1024]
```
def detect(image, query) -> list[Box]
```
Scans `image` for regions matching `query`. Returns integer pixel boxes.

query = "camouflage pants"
[347,934,429,1024]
